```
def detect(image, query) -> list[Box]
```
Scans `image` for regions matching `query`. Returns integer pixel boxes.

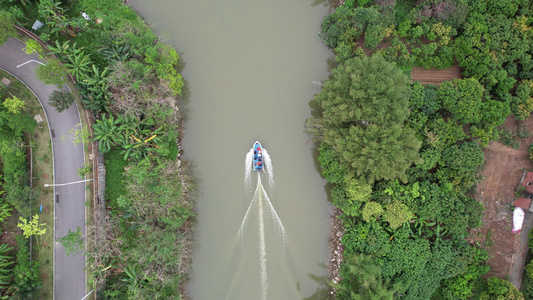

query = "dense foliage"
[48,90,75,113]
[311,0,533,298]
[0,88,37,218]
[311,54,422,184]
[0,65,45,299]
[1,0,192,298]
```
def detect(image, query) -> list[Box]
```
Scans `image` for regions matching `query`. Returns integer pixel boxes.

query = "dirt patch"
[470,116,533,279]
[411,63,463,85]
[0,213,22,249]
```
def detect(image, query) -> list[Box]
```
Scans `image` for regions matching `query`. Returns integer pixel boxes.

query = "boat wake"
[239,144,286,300]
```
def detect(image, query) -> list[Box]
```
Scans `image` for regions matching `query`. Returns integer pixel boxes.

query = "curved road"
[0,37,86,300]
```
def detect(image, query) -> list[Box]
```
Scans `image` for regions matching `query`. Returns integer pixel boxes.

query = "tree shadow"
[302,263,332,300]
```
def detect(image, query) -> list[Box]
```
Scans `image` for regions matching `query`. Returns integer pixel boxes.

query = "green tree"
[310,54,422,183]
[76,163,91,179]
[22,39,43,59]
[59,226,84,256]
[441,247,489,300]
[35,59,67,88]
[48,90,75,112]
[325,123,422,183]
[318,145,345,184]
[3,95,25,114]
[336,252,394,300]
[479,276,524,300]
[383,200,412,230]
[316,54,411,127]
[437,78,484,124]
[0,10,16,45]
[512,80,533,121]
[362,202,383,222]
[17,215,46,238]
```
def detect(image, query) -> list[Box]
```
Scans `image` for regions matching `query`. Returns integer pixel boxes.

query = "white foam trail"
[237,192,255,244]
[262,149,275,189]
[239,149,286,300]
[260,183,287,252]
[244,148,254,189]
[258,177,268,300]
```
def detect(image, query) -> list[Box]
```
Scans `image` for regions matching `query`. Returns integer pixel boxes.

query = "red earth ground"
[470,116,533,280]
[411,63,463,84]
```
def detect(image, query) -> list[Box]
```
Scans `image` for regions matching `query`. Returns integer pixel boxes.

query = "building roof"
[522,172,533,194]
[515,197,532,211]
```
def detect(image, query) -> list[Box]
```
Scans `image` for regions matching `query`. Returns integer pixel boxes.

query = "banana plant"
[0,203,12,224]
[99,42,132,64]
[49,40,83,61]
[121,130,164,161]
[65,51,92,82]
[0,243,14,290]
[92,113,121,153]
[79,65,111,113]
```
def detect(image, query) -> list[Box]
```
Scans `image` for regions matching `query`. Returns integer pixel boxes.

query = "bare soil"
[470,116,533,279]
[411,63,463,85]
[0,213,22,249]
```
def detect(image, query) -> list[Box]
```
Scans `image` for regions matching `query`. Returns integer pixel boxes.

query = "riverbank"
[328,207,344,299]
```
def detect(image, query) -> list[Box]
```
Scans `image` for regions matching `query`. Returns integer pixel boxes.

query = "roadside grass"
[104,149,127,210]
[0,70,54,300]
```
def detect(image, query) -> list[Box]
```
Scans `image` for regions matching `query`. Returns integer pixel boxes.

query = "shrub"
[9,236,42,299]
[480,276,524,300]
[48,90,75,113]
[362,201,384,222]
[383,200,412,230]
[104,149,128,208]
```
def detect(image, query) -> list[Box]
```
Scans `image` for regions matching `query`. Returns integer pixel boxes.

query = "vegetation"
[0,64,53,297]
[1,0,193,298]
[311,0,533,298]
[10,236,42,299]
[48,90,75,112]
[0,78,37,220]
[0,10,16,45]
[308,54,422,184]
[59,226,84,256]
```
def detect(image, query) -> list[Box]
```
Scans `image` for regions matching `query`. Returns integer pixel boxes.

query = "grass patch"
[0,70,54,300]
[497,124,531,149]
[104,149,127,209]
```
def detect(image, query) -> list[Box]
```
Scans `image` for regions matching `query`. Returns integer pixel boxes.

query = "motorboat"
[253,141,264,171]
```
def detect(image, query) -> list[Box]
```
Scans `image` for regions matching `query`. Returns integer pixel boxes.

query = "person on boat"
[257,162,262,167]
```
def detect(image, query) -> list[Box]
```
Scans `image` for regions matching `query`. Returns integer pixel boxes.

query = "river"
[129,0,332,298]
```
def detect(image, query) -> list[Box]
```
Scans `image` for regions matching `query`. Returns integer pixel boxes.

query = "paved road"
[510,212,533,289]
[0,37,86,300]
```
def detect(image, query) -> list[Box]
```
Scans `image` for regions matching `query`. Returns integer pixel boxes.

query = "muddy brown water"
[130,0,332,298]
